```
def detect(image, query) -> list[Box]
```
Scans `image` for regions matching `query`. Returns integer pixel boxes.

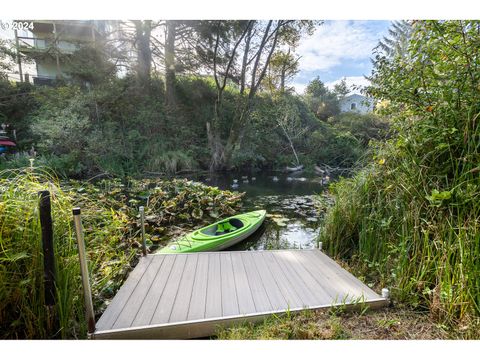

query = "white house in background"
[339,93,374,114]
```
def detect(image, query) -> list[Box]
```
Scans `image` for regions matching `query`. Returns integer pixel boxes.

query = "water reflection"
[190,172,328,250]
[198,171,326,197]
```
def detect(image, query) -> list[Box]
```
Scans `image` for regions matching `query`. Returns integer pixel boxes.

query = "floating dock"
[92,249,388,339]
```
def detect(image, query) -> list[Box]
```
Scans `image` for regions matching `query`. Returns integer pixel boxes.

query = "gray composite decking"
[92,249,388,339]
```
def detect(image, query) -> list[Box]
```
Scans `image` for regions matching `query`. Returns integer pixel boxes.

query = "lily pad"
[270,215,290,227]
[209,210,220,218]
[192,208,204,219]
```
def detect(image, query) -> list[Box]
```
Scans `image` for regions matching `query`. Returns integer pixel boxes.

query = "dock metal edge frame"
[91,298,389,339]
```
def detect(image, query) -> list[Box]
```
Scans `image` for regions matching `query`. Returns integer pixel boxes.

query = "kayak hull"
[159,210,266,253]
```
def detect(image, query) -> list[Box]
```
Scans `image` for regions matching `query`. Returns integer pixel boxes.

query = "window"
[350,102,357,110]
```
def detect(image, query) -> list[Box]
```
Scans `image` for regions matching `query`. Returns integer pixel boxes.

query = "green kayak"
[159,210,266,253]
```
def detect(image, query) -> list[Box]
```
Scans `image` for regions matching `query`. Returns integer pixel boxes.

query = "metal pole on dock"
[73,207,96,335]
[140,206,147,256]
[38,190,58,336]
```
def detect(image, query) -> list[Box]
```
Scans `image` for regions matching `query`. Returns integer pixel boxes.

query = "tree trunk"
[279,115,300,166]
[133,20,152,87]
[208,20,285,172]
[206,121,226,172]
[280,64,286,93]
[165,20,176,107]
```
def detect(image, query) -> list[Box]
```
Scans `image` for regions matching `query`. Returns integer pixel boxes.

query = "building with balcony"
[15,20,107,85]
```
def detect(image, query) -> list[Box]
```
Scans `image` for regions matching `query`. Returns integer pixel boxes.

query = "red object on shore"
[0,140,16,146]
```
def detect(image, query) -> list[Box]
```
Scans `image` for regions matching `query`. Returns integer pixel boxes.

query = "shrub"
[321,21,480,330]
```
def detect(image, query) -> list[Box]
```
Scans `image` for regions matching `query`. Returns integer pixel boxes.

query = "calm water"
[191,171,330,250]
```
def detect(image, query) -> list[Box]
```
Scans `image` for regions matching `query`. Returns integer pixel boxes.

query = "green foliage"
[2,63,375,176]
[0,39,15,79]
[0,168,134,339]
[65,45,118,85]
[263,50,300,93]
[322,21,480,329]
[241,93,317,169]
[304,77,340,120]
[307,126,362,167]
[0,80,37,148]
[146,178,244,226]
[305,76,328,97]
[375,20,412,58]
[332,78,350,99]
[329,112,390,147]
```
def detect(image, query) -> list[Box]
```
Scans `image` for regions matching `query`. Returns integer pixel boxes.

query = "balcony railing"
[32,75,58,86]
[17,36,83,55]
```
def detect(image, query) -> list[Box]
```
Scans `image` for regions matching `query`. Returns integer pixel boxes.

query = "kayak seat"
[214,218,244,236]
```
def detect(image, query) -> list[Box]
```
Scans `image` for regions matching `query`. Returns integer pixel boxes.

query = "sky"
[292,20,391,95]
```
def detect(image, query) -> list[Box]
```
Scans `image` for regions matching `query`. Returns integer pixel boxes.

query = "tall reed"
[0,167,134,338]
[321,116,480,331]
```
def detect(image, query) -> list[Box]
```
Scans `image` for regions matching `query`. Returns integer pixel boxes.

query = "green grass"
[214,309,349,340]
[0,167,135,339]
[213,305,455,340]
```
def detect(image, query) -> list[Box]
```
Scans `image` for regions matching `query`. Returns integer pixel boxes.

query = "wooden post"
[39,191,56,305]
[52,21,61,78]
[14,30,23,82]
[38,190,57,335]
[140,206,147,256]
[73,207,96,335]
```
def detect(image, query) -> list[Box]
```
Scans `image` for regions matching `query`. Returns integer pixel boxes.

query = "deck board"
[290,250,350,302]
[93,249,388,339]
[186,253,209,321]
[95,256,152,331]
[169,255,199,323]
[262,252,304,309]
[131,255,175,327]
[220,253,240,316]
[150,254,187,324]
[240,251,272,312]
[113,255,165,329]
[277,251,333,303]
[311,250,380,299]
[230,252,256,314]
[270,251,319,305]
[251,251,288,310]
[205,253,222,319]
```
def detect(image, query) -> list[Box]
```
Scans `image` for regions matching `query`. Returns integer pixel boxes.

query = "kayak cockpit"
[200,218,244,237]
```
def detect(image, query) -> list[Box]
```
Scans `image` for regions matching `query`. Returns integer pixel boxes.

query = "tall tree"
[304,77,340,120]
[0,40,14,80]
[375,20,413,59]
[305,76,328,97]
[200,20,319,171]
[132,20,153,87]
[264,49,300,93]
[164,20,177,107]
[333,77,350,99]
